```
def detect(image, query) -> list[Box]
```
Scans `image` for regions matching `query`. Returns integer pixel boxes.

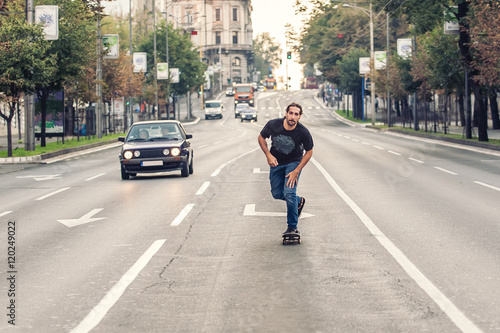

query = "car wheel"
[181,162,189,177]
[241,118,243,122]
[121,166,130,180]
[189,156,194,174]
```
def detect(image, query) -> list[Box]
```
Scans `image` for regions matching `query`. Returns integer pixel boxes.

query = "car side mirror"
[186,134,193,139]
[118,137,125,142]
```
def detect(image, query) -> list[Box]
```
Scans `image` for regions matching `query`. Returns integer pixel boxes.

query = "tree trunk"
[458,93,465,126]
[490,91,500,129]
[473,84,488,141]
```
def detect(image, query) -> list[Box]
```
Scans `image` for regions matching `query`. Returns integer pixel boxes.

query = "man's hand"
[286,169,300,188]
[266,153,278,167]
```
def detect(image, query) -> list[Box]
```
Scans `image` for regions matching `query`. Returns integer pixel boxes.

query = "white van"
[205,100,223,120]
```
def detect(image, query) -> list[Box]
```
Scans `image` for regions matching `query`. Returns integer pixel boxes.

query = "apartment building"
[161,0,254,87]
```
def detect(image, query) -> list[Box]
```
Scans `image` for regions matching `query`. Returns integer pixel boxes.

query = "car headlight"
[250,99,254,104]
[133,150,141,158]
[123,151,133,159]
[163,149,170,156]
[171,148,181,156]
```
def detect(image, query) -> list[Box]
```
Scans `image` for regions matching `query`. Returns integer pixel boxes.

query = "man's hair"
[286,102,303,115]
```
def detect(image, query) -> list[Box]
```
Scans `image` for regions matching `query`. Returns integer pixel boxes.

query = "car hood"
[122,140,184,150]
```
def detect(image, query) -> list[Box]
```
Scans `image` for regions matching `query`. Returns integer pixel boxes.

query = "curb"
[381,127,500,152]
[0,138,119,164]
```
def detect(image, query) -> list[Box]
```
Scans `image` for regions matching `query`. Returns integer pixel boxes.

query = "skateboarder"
[258,102,314,236]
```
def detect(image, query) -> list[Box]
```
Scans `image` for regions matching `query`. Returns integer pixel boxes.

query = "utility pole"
[96,0,103,138]
[24,0,35,151]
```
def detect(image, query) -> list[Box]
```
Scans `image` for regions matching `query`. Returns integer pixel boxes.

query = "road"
[1,89,499,332]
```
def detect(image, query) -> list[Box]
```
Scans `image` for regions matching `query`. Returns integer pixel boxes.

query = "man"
[258,102,314,235]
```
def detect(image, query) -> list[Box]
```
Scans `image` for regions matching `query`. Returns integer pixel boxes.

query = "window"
[233,57,241,67]
[215,32,221,45]
[232,31,238,44]
[232,7,238,21]
[215,8,221,22]
[214,57,220,64]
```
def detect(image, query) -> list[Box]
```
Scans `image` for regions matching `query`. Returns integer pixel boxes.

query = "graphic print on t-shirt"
[273,134,295,155]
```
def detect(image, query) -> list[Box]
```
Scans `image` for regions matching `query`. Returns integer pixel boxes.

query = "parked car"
[234,103,249,118]
[204,100,223,119]
[118,120,193,179]
[240,107,258,122]
[225,87,234,96]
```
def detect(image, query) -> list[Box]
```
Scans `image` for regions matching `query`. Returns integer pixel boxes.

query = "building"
[162,0,254,87]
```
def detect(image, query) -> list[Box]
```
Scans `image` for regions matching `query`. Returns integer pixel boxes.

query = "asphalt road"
[1,90,499,332]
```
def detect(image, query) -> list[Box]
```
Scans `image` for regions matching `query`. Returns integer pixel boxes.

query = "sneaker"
[283,228,299,235]
[298,197,306,217]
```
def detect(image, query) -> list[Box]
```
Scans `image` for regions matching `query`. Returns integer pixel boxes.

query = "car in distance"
[204,100,223,120]
[225,87,234,96]
[240,107,258,122]
[234,103,249,118]
[118,120,193,179]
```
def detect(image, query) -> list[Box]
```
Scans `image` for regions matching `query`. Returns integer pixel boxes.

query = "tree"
[252,33,281,79]
[0,0,57,156]
[35,0,96,146]
[143,21,206,101]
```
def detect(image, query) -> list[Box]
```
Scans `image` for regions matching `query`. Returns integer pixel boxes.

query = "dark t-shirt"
[260,118,314,165]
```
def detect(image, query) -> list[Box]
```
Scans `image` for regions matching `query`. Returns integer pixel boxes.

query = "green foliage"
[253,33,281,79]
[0,6,57,100]
[137,21,205,98]
[336,48,368,93]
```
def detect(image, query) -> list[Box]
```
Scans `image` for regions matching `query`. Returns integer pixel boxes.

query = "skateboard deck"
[282,232,301,244]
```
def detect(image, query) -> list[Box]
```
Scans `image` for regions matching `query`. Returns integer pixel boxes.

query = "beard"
[286,118,296,127]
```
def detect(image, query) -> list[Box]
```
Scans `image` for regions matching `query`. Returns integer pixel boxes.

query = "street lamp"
[341,1,376,125]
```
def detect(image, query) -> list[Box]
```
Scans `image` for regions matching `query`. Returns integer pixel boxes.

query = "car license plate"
[142,160,163,167]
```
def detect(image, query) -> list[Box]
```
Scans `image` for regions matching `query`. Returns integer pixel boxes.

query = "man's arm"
[258,134,278,167]
[286,149,313,188]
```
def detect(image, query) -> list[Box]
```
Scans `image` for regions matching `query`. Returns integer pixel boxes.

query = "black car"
[240,107,258,122]
[118,120,193,179]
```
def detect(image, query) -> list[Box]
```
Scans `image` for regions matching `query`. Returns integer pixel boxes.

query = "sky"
[103,0,311,89]
[250,0,307,89]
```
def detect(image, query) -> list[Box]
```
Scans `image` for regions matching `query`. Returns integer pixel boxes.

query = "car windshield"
[235,86,252,93]
[206,102,221,108]
[236,104,249,110]
[241,108,255,113]
[126,124,183,142]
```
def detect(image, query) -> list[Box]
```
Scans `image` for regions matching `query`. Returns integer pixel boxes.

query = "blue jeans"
[269,161,301,229]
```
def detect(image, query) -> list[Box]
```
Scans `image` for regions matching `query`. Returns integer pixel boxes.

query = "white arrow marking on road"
[17,174,61,181]
[58,208,106,228]
[243,204,314,219]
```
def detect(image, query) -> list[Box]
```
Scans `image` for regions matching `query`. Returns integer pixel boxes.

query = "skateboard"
[282,232,301,244]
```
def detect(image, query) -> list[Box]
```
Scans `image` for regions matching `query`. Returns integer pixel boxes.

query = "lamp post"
[341,2,376,125]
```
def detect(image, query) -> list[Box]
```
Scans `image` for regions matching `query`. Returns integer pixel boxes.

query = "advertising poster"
[359,57,370,75]
[103,34,119,59]
[35,6,59,40]
[133,52,147,73]
[170,68,180,83]
[157,63,169,80]
[397,38,413,59]
[374,51,386,70]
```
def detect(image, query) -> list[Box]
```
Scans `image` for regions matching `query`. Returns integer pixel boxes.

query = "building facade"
[162,0,254,87]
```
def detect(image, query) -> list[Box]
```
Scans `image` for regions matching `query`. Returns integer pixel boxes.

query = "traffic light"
[279,59,282,65]
[287,51,292,59]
